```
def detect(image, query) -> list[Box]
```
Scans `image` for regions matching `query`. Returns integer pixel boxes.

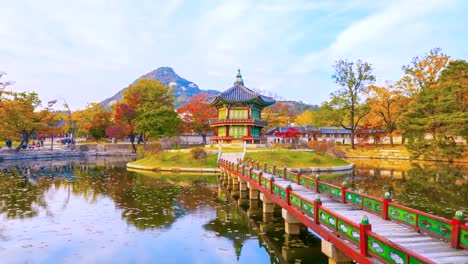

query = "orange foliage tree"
[177,94,217,144]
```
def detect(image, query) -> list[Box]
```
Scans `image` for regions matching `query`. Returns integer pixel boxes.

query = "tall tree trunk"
[351,130,355,149]
[16,132,30,152]
[51,134,54,151]
[130,134,136,153]
[201,133,206,145]
[390,136,394,147]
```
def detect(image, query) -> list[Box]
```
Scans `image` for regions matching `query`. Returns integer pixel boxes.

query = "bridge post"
[256,161,260,170]
[282,208,303,235]
[239,178,248,199]
[272,164,276,175]
[451,210,465,248]
[286,184,292,205]
[264,162,268,172]
[249,167,253,178]
[260,193,275,214]
[359,215,372,256]
[283,166,287,179]
[341,181,348,203]
[269,176,275,193]
[315,174,320,193]
[247,182,259,200]
[227,173,233,190]
[314,195,322,224]
[382,192,391,220]
[321,239,353,264]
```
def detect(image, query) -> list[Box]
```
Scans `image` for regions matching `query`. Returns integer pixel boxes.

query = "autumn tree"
[0,91,56,152]
[365,82,407,146]
[331,59,376,149]
[106,102,137,152]
[124,79,180,143]
[404,59,467,160]
[71,103,112,142]
[400,48,450,95]
[38,109,62,150]
[177,94,216,144]
[294,110,313,126]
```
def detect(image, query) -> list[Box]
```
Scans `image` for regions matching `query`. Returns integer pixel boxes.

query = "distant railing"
[209,118,268,126]
[222,158,467,262]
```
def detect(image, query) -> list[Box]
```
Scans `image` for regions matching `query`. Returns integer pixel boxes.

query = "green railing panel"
[368,235,407,264]
[252,172,258,181]
[305,178,316,189]
[460,228,468,248]
[337,219,360,244]
[266,167,273,174]
[318,182,330,194]
[279,189,286,199]
[299,177,308,186]
[389,205,416,226]
[318,209,337,229]
[409,257,424,264]
[275,169,283,176]
[345,191,363,206]
[417,215,452,239]
[330,186,341,197]
[273,185,281,196]
[363,197,382,214]
[290,193,301,208]
[260,177,268,187]
[287,172,298,182]
[301,200,314,217]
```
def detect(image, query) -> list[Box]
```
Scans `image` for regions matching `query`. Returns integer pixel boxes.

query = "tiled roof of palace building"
[208,70,276,107]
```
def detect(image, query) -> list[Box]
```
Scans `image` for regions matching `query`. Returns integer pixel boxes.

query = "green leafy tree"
[331,59,376,149]
[405,60,468,160]
[124,79,180,143]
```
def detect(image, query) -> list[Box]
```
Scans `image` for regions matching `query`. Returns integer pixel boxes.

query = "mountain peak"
[101,66,219,109]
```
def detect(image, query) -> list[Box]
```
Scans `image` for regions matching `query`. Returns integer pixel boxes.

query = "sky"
[0,0,467,110]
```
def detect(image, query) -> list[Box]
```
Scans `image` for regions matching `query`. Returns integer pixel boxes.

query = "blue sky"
[0,0,467,110]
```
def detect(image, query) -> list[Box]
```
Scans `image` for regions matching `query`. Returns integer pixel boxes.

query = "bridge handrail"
[236,159,466,249]
[220,160,438,263]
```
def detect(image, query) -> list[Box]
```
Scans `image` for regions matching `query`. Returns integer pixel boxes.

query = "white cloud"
[0,0,466,109]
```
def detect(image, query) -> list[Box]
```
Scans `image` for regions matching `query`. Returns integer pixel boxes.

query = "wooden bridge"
[218,158,468,264]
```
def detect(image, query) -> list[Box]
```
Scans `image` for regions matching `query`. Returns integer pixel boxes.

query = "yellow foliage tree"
[365,83,408,146]
[294,110,313,126]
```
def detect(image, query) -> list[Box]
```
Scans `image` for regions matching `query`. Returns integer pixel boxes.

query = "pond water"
[0,157,325,264]
[318,158,468,219]
[0,157,466,263]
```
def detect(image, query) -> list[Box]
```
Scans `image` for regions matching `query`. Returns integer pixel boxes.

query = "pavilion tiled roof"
[208,70,275,106]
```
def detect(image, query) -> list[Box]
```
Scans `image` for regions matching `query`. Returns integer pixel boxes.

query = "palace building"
[208,70,275,143]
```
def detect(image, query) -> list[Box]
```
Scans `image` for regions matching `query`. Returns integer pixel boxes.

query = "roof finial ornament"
[235,68,244,85]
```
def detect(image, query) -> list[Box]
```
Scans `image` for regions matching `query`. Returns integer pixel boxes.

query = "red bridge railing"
[219,159,467,264]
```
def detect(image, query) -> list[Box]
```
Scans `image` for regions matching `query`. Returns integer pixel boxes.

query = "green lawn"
[244,150,350,168]
[129,151,218,168]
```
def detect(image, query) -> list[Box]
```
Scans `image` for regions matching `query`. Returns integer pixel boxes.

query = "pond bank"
[0,147,136,161]
[126,163,219,173]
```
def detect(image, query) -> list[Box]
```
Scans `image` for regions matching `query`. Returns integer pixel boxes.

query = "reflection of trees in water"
[177,180,218,210]
[398,163,467,218]
[0,163,221,231]
[326,161,467,218]
[204,203,253,260]
[0,174,60,219]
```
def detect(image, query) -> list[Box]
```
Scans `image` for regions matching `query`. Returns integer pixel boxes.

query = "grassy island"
[244,150,350,168]
[129,151,218,168]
